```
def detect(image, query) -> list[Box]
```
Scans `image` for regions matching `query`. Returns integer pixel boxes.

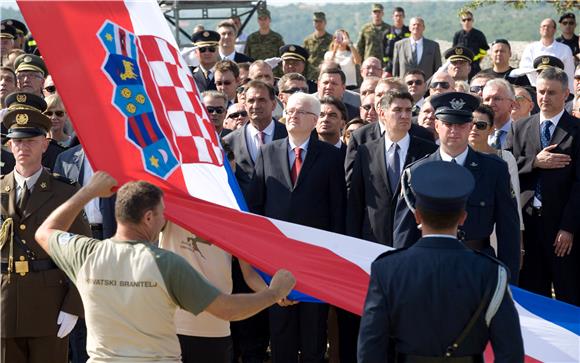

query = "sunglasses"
[206,106,225,114]
[473,120,490,130]
[461,18,473,22]
[227,111,248,118]
[216,80,233,86]
[198,46,216,53]
[45,110,65,117]
[406,80,424,86]
[281,87,308,94]
[360,104,373,111]
[561,21,575,26]
[430,81,450,89]
[44,85,56,93]
[470,85,485,93]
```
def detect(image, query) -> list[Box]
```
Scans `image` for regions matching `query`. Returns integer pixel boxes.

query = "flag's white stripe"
[269,219,390,274]
[125,0,178,49]
[515,301,579,362]
[180,164,239,208]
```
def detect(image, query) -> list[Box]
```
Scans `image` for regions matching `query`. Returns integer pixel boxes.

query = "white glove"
[264,57,282,70]
[56,310,78,338]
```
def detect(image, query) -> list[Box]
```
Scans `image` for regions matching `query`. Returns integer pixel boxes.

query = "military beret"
[313,12,326,22]
[444,46,474,63]
[411,161,475,213]
[192,30,220,47]
[559,13,575,23]
[431,92,480,124]
[0,23,16,39]
[4,91,47,112]
[2,108,51,139]
[372,4,384,11]
[533,55,564,71]
[14,54,47,77]
[280,44,309,62]
[1,19,27,35]
[257,8,271,19]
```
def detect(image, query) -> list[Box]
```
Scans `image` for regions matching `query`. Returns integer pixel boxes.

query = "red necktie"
[291,147,302,185]
[258,131,265,145]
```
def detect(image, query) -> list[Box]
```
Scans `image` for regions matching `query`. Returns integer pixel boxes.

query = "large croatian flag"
[17,1,579,362]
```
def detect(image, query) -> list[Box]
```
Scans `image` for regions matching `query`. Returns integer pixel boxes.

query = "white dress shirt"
[519,40,575,92]
[439,147,469,166]
[384,133,410,176]
[13,167,43,200]
[219,49,236,62]
[410,37,424,63]
[288,138,310,168]
[245,119,275,162]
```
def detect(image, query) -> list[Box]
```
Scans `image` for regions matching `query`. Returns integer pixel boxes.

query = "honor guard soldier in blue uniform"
[393,92,521,283]
[358,161,524,363]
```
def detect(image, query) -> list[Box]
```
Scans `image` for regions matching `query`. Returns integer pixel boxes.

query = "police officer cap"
[4,91,47,112]
[14,54,47,77]
[280,44,309,63]
[411,161,475,213]
[2,108,51,139]
[0,23,17,39]
[444,46,474,63]
[192,30,220,47]
[257,8,271,19]
[533,55,564,71]
[431,92,480,124]
[313,12,326,22]
[1,19,27,35]
[372,3,384,11]
[559,13,575,23]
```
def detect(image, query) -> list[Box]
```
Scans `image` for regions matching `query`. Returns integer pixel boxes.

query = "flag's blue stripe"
[223,156,322,303]
[511,286,580,335]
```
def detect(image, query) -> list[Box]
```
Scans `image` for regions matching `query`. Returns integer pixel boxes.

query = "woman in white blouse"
[323,29,361,89]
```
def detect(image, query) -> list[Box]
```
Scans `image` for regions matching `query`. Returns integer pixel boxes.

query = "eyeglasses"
[281,87,308,94]
[44,85,56,93]
[574,75,580,81]
[360,104,373,111]
[430,81,450,89]
[561,21,575,26]
[16,72,44,80]
[44,110,65,117]
[473,120,490,130]
[515,95,532,103]
[206,106,225,114]
[286,108,317,117]
[227,111,248,118]
[198,46,216,53]
[215,80,233,86]
[483,96,508,103]
[461,18,473,22]
[469,85,485,93]
[406,79,424,86]
[236,86,246,94]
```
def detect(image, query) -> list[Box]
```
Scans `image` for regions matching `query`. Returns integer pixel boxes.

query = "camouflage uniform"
[382,25,411,74]
[245,30,285,61]
[357,21,390,63]
[303,31,333,80]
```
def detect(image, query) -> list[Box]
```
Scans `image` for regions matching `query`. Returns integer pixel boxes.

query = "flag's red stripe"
[141,112,159,143]
[128,117,147,147]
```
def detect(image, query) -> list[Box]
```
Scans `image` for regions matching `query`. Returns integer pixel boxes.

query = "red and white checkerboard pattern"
[138,35,223,166]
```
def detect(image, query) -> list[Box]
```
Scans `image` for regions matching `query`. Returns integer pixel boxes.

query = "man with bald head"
[428,72,455,96]
[392,17,441,79]
[520,18,575,92]
[360,57,383,79]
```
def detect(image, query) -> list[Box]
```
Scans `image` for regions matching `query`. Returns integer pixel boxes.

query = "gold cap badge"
[15,113,29,125]
[16,94,26,103]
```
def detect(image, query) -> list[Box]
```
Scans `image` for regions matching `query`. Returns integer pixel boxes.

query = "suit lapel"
[373,135,392,196]
[241,125,255,166]
[276,139,293,189]
[404,136,421,167]
[529,115,542,151]
[21,169,53,222]
[295,136,320,189]
[550,112,573,146]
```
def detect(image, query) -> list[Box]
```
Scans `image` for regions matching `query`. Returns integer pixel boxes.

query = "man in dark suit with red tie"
[248,92,346,363]
[507,67,580,306]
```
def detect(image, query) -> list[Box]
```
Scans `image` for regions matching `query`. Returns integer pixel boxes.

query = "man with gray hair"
[507,67,580,306]
[248,91,346,363]
[202,90,231,137]
[482,78,516,149]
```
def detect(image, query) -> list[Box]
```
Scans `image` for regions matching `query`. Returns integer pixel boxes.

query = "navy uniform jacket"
[392,148,521,283]
[247,134,345,234]
[346,134,437,246]
[358,236,524,363]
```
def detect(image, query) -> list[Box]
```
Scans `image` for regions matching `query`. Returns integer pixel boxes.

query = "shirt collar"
[14,166,43,190]
[334,140,343,149]
[411,37,423,45]
[288,137,310,152]
[219,50,236,61]
[384,132,410,151]
[248,119,275,137]
[540,109,565,128]
[499,119,512,133]
[439,146,469,166]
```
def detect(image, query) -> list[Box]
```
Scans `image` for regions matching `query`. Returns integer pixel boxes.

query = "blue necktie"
[490,129,505,150]
[387,143,400,192]
[535,120,552,202]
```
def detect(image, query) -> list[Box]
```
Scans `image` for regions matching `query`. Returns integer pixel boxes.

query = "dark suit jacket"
[346,135,437,246]
[344,122,435,188]
[222,121,288,201]
[233,52,255,63]
[392,148,521,283]
[53,145,117,239]
[392,37,442,80]
[247,134,346,233]
[192,67,216,93]
[506,111,580,238]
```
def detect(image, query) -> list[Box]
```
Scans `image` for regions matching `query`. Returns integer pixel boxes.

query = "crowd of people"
[0,3,579,363]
